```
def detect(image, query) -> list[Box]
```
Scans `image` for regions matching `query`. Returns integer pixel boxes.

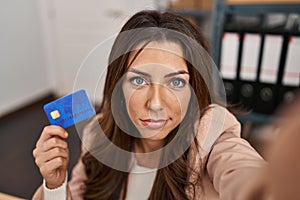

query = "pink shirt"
[33,104,267,200]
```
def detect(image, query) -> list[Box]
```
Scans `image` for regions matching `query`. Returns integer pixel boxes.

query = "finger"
[39,137,68,152]
[35,147,69,167]
[40,157,68,189]
[32,147,38,159]
[40,157,68,175]
[38,126,68,145]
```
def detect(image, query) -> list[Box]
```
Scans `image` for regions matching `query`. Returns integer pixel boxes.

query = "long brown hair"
[82,10,217,199]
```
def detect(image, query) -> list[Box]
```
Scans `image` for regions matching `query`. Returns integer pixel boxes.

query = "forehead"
[128,42,187,72]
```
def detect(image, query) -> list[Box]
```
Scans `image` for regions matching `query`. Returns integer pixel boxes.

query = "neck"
[134,139,163,169]
[135,138,164,153]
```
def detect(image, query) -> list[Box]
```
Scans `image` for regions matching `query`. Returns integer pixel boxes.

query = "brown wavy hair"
[82,10,219,199]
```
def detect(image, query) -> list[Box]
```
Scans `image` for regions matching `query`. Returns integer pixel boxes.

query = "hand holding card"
[43,90,96,128]
[33,90,95,190]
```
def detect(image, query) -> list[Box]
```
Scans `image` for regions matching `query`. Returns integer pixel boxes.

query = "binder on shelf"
[253,83,279,114]
[220,32,240,103]
[239,81,258,111]
[238,33,262,111]
[278,36,300,106]
[240,33,261,81]
[254,34,284,114]
[283,36,300,87]
[259,34,283,84]
[220,32,240,80]
[278,85,300,106]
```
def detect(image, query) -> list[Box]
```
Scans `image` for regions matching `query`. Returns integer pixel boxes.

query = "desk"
[0,192,24,200]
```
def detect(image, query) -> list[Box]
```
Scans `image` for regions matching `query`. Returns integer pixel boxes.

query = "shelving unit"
[211,0,300,66]
[210,0,300,124]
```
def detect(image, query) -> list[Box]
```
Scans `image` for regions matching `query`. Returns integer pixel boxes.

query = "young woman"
[32,10,266,200]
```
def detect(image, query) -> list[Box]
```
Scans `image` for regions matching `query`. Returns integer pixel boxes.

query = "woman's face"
[122,42,191,141]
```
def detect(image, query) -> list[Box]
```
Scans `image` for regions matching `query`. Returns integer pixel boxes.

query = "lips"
[140,119,167,129]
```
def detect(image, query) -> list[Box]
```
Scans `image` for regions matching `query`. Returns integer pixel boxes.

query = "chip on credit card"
[43,90,96,128]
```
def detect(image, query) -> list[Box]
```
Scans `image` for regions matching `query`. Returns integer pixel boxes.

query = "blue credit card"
[43,90,96,128]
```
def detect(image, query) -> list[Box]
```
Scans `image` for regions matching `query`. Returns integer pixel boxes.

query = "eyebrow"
[128,69,151,77]
[128,69,189,78]
[164,70,189,78]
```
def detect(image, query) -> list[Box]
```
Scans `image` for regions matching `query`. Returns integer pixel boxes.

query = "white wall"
[46,0,161,99]
[0,0,169,116]
[0,0,54,117]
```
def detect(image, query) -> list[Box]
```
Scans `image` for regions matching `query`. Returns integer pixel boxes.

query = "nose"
[147,84,164,112]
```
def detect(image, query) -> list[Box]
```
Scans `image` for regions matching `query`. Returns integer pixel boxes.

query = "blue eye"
[130,77,147,86]
[169,78,186,88]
